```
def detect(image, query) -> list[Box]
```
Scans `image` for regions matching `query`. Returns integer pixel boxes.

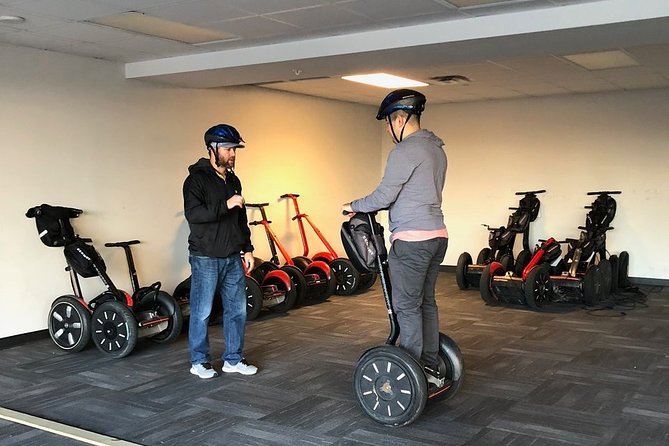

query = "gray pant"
[388,237,448,366]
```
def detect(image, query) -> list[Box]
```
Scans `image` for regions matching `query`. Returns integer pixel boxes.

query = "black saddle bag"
[64,239,106,278]
[341,213,387,274]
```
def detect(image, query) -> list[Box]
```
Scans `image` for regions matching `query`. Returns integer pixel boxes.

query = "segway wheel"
[330,258,360,296]
[91,301,137,358]
[172,277,191,322]
[618,251,630,289]
[279,265,306,307]
[245,276,263,321]
[428,333,465,402]
[357,272,377,292]
[310,266,336,302]
[479,262,505,306]
[455,252,472,290]
[48,296,91,352]
[609,255,619,293]
[500,253,514,272]
[514,249,532,277]
[353,345,428,427]
[291,256,311,271]
[476,247,491,265]
[598,258,612,298]
[524,264,552,310]
[582,265,603,307]
[149,291,184,344]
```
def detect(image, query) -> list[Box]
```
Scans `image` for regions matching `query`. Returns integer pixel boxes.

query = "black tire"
[330,258,360,296]
[310,266,336,302]
[618,251,630,289]
[357,272,377,292]
[172,277,191,323]
[353,345,428,427]
[598,258,612,298]
[91,300,137,358]
[429,333,465,402]
[48,296,91,352]
[479,262,505,306]
[514,249,532,277]
[291,256,312,271]
[583,265,603,307]
[251,260,278,285]
[245,276,263,321]
[476,247,491,265]
[500,253,514,272]
[149,291,184,344]
[524,264,552,310]
[455,252,472,290]
[609,255,619,293]
[280,265,306,307]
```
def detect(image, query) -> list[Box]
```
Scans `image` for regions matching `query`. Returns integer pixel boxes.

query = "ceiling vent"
[429,75,471,85]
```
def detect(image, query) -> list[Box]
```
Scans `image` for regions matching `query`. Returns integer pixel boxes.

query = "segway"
[480,191,623,310]
[342,212,464,426]
[456,190,545,290]
[280,193,376,295]
[26,204,183,358]
[247,203,335,305]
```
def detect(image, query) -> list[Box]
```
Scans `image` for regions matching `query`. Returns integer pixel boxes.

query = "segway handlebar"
[105,240,140,248]
[246,203,269,208]
[279,193,299,198]
[515,189,546,195]
[587,190,622,195]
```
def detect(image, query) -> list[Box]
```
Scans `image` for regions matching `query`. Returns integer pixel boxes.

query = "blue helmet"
[204,124,245,149]
[376,89,426,120]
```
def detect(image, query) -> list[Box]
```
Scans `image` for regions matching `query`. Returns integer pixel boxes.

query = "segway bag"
[341,213,387,274]
[26,204,81,247]
[64,239,106,278]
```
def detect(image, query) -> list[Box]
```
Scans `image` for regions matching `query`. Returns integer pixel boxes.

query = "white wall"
[418,90,669,280]
[0,44,380,338]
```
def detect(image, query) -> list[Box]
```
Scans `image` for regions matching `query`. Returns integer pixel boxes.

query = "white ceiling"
[1,0,668,104]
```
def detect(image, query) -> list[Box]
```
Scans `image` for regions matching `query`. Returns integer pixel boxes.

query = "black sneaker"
[424,364,445,388]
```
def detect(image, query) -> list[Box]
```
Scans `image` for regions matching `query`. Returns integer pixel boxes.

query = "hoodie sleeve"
[183,173,229,224]
[351,148,415,212]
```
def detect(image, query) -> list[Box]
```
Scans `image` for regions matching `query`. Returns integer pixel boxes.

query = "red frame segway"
[247,202,335,304]
[280,193,377,295]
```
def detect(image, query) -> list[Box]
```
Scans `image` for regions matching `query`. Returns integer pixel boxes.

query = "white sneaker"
[222,359,258,375]
[190,362,219,379]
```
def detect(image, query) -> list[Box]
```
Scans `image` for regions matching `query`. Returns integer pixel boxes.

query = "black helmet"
[204,124,245,149]
[376,89,426,120]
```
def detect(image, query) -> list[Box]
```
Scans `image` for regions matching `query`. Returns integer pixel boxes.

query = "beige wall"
[2,43,667,338]
[0,44,380,338]
[418,90,669,280]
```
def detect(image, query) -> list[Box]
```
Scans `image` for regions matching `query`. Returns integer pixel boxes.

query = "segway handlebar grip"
[279,193,299,198]
[246,203,269,208]
[249,220,270,225]
[587,190,622,195]
[79,237,93,243]
[104,240,140,247]
[515,189,546,195]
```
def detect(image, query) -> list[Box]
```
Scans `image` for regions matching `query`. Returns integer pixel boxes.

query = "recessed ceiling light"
[563,50,639,70]
[88,11,235,45]
[341,73,428,88]
[0,15,26,23]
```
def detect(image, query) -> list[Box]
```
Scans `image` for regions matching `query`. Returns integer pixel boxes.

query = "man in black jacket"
[183,124,257,379]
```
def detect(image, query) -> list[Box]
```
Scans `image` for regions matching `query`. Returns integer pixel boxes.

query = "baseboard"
[0,330,48,350]
[438,265,666,287]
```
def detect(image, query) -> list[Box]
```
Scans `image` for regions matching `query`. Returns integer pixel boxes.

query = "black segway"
[341,212,464,427]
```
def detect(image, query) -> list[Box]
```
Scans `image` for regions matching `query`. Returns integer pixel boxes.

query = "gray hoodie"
[351,129,447,234]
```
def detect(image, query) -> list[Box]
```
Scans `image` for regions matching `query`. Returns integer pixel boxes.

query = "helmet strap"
[387,113,411,143]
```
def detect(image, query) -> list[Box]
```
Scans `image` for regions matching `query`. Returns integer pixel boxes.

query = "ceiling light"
[0,15,25,23]
[88,11,235,45]
[342,73,428,88]
[563,50,639,70]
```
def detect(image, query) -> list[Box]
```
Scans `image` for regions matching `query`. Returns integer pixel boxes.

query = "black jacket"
[183,158,253,258]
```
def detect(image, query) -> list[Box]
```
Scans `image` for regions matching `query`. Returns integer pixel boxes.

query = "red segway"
[280,193,377,295]
[247,202,335,305]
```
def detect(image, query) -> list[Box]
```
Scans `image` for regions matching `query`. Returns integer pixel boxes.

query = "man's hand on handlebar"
[341,202,355,216]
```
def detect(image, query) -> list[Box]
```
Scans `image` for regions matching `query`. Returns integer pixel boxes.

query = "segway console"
[341,212,464,426]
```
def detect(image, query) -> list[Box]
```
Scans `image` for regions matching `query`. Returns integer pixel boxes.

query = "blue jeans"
[188,255,247,365]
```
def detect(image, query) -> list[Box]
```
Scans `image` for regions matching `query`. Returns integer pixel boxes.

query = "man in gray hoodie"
[343,89,448,386]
